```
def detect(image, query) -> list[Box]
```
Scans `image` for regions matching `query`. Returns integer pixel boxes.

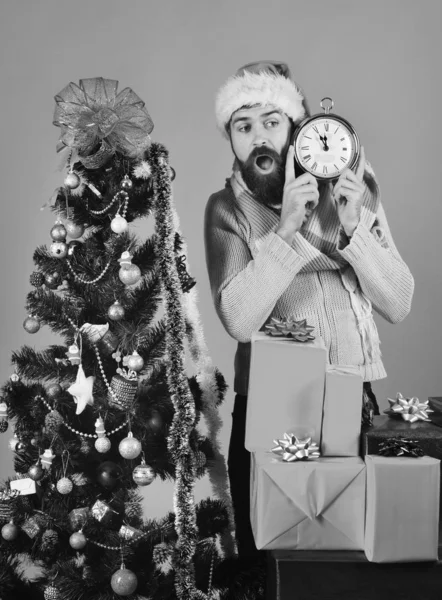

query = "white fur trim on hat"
[215,71,306,138]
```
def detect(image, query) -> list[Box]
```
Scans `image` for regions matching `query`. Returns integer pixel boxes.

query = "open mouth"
[254,154,275,174]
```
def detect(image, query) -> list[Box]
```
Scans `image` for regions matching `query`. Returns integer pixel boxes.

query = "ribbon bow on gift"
[271,433,321,462]
[53,77,154,164]
[378,437,424,458]
[384,392,433,423]
[264,317,315,342]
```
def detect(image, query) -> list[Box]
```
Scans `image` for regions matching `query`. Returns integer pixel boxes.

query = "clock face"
[294,117,358,180]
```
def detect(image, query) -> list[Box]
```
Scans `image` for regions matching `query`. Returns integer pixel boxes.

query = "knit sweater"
[204,171,414,396]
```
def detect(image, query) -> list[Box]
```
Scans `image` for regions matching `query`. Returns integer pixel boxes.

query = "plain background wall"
[0,0,441,520]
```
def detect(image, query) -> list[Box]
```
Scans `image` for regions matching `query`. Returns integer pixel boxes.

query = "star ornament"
[385,392,433,423]
[67,364,95,414]
[271,433,321,462]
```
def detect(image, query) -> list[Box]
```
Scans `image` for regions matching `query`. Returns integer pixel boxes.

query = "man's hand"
[276,145,319,246]
[332,146,366,237]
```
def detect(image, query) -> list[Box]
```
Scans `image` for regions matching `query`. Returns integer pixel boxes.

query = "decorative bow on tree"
[271,433,321,462]
[384,392,433,423]
[53,78,154,166]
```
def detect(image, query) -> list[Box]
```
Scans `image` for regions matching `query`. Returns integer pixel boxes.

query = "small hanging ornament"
[65,221,85,239]
[41,529,59,553]
[64,171,81,189]
[30,271,45,287]
[108,300,126,321]
[66,344,81,365]
[132,454,155,486]
[23,315,41,334]
[22,516,41,538]
[94,416,111,453]
[67,240,83,256]
[69,529,87,550]
[170,166,176,181]
[118,252,141,286]
[108,372,138,410]
[98,329,119,355]
[96,461,123,490]
[0,419,8,434]
[79,438,92,454]
[111,563,138,597]
[41,447,55,470]
[91,499,119,524]
[126,351,144,372]
[119,431,142,460]
[46,383,63,399]
[67,364,95,414]
[45,409,64,434]
[111,214,129,234]
[120,175,133,191]
[119,523,141,541]
[10,372,20,383]
[69,507,89,530]
[50,222,67,241]
[195,450,207,469]
[28,460,44,481]
[1,520,19,541]
[44,584,61,600]
[50,241,68,259]
[45,272,60,289]
[57,477,73,494]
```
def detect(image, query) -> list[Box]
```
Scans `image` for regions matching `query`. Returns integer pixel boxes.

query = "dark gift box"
[428,397,442,427]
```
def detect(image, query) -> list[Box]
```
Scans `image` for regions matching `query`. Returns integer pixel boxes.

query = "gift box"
[246,332,327,450]
[364,455,440,562]
[250,451,366,550]
[428,397,442,427]
[321,366,362,457]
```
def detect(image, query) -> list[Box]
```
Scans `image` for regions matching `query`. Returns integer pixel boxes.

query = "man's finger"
[355,145,366,182]
[285,145,296,182]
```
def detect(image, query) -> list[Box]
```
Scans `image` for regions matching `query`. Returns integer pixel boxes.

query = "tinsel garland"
[150,144,200,600]
[170,205,235,556]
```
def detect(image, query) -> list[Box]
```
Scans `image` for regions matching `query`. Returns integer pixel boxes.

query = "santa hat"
[215,60,308,138]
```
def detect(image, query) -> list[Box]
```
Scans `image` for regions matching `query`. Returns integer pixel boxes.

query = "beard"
[238,145,286,209]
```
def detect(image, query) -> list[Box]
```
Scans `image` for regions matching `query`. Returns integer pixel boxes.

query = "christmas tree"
[0,78,239,600]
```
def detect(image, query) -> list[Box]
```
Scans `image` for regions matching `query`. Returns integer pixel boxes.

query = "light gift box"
[246,331,327,447]
[364,454,440,562]
[250,450,366,550]
[321,366,363,457]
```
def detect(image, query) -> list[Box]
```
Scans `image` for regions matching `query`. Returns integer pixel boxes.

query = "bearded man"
[204,61,414,558]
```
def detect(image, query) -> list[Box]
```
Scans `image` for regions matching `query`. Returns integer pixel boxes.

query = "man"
[204,61,414,558]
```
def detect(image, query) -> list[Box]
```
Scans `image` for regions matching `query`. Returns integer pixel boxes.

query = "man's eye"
[266,120,279,128]
[238,124,251,133]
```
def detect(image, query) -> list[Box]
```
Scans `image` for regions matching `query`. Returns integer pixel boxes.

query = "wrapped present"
[246,332,327,451]
[321,366,363,457]
[250,451,366,550]
[428,397,442,428]
[364,455,440,562]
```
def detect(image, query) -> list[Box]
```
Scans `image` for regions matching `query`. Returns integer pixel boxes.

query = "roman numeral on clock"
[340,156,347,163]
[304,154,311,162]
[304,135,312,139]
[301,146,309,150]
[323,165,328,174]
[334,126,339,133]
[324,123,329,132]
[313,125,319,133]
[340,137,345,142]
[311,162,318,170]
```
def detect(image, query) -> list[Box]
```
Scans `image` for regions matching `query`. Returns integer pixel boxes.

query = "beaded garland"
[66,258,112,285]
[88,190,129,216]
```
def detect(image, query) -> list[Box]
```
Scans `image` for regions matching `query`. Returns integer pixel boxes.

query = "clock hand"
[319,134,329,152]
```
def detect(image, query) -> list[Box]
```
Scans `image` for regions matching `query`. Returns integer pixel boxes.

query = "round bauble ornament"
[68,240,83,256]
[69,530,87,550]
[119,432,142,460]
[23,316,40,334]
[56,477,73,494]
[50,223,67,241]
[30,271,45,287]
[95,436,111,453]
[120,175,133,191]
[45,272,60,289]
[44,584,61,600]
[8,435,19,452]
[119,264,141,286]
[1,520,19,541]
[108,300,125,321]
[111,568,138,596]
[0,419,8,433]
[46,383,63,399]
[10,373,20,382]
[65,220,85,239]
[16,441,26,453]
[50,241,68,259]
[96,461,123,490]
[132,460,155,486]
[111,215,128,234]
[64,171,81,189]
[126,351,144,372]
[28,462,44,481]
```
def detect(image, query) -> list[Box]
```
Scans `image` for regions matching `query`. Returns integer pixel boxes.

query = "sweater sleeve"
[204,190,306,343]
[337,201,414,323]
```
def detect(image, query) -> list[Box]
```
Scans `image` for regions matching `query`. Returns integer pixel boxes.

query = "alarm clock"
[292,97,360,181]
